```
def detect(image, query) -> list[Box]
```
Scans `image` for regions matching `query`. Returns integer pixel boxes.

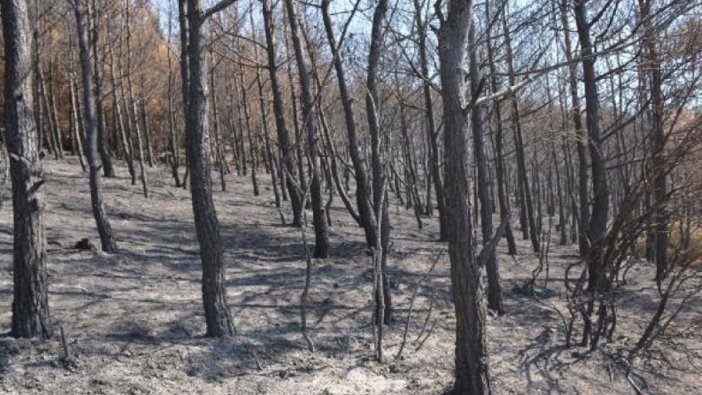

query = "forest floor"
[0,158,700,395]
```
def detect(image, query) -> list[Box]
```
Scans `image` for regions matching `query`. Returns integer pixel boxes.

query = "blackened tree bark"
[484,0,516,255]
[573,0,608,294]
[412,0,448,241]
[502,7,540,253]
[261,0,303,226]
[439,0,491,393]
[283,0,329,258]
[90,0,115,178]
[559,0,590,258]
[366,0,392,324]
[2,0,53,339]
[179,0,236,337]
[320,0,377,248]
[250,7,281,208]
[468,21,503,315]
[638,0,668,281]
[73,0,117,252]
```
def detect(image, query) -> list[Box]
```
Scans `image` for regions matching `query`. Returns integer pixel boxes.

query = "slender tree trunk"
[238,70,259,196]
[284,0,329,258]
[47,65,64,159]
[90,1,115,178]
[320,0,377,247]
[502,7,539,253]
[31,0,45,154]
[68,69,87,171]
[638,0,668,281]
[209,57,227,192]
[484,0,516,255]
[412,0,447,240]
[140,79,156,168]
[73,0,117,252]
[366,0,392,324]
[166,5,181,187]
[2,0,53,339]
[106,24,136,183]
[468,21,503,315]
[124,2,148,198]
[261,0,302,226]
[37,63,58,159]
[560,0,590,257]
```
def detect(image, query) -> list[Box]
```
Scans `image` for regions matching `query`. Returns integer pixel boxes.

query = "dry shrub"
[632,220,702,269]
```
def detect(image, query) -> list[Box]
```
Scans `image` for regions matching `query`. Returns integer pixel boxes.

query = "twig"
[60,326,70,360]
[395,251,443,361]
[415,287,436,344]
[415,320,438,352]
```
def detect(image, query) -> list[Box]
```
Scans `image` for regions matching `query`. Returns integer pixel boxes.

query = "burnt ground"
[0,158,700,394]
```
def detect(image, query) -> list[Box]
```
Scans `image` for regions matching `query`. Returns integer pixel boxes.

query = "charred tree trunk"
[639,0,668,282]
[468,21,503,315]
[502,7,539,253]
[73,0,117,252]
[484,0,516,255]
[166,7,181,187]
[438,0,491,392]
[125,2,148,198]
[2,0,53,339]
[261,0,303,226]
[366,0,392,325]
[179,0,235,337]
[90,0,115,178]
[413,0,448,240]
[574,0,608,295]
[320,0,377,247]
[284,0,329,258]
[560,0,590,257]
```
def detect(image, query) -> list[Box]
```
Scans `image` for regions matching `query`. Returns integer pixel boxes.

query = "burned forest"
[0,0,701,393]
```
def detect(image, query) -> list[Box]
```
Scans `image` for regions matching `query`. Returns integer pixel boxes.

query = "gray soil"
[0,159,700,394]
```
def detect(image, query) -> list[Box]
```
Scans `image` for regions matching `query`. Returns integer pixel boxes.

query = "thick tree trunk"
[2,0,52,339]
[180,0,235,337]
[574,0,609,295]
[438,1,491,392]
